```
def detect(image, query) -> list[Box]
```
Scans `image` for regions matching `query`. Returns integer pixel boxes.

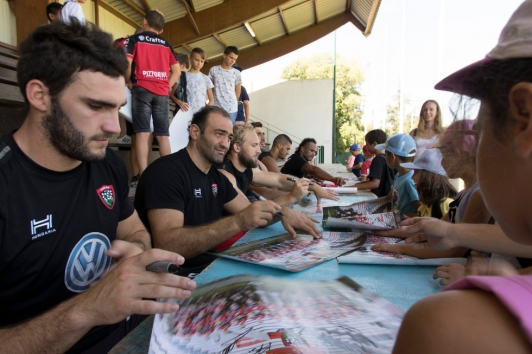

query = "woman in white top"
[410,100,444,161]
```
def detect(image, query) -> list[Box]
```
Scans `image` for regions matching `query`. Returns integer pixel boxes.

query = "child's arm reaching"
[370,242,468,259]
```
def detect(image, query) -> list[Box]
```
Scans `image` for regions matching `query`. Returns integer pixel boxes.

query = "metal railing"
[250,114,324,165]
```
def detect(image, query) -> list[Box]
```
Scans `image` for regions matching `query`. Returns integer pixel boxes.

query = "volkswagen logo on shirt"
[64,232,112,293]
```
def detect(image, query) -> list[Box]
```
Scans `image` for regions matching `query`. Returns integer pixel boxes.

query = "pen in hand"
[250,191,285,217]
[286,177,313,186]
[146,261,182,274]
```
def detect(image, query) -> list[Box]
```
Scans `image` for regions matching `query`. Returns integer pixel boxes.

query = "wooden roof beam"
[314,0,319,25]
[278,7,290,35]
[364,0,382,36]
[346,0,352,13]
[202,12,363,72]
[213,33,228,47]
[122,0,146,17]
[163,0,288,46]
[180,0,201,36]
[140,0,151,11]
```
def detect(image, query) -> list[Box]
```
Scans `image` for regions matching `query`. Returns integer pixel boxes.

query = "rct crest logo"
[138,35,145,41]
[65,233,112,293]
[97,185,115,210]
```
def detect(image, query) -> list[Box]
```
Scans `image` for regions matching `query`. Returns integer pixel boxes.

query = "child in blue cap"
[377,133,421,216]
[345,143,365,178]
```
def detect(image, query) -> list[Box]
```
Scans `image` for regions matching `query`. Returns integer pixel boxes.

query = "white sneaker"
[116,135,131,144]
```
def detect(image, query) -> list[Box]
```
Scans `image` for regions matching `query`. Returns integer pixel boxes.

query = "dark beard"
[197,134,226,165]
[41,98,110,162]
[238,150,258,169]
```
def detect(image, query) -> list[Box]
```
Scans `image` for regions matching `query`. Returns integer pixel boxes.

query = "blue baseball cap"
[350,144,361,151]
[375,134,417,157]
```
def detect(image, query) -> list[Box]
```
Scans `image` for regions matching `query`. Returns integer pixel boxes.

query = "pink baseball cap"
[435,0,532,96]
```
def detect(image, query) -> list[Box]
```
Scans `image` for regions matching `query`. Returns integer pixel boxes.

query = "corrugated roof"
[248,8,279,22]
[219,25,258,50]
[106,0,144,24]
[316,0,346,23]
[149,0,187,22]
[190,0,225,13]
[250,12,286,44]
[280,0,309,11]
[350,0,374,27]
[282,1,315,33]
[174,45,192,56]
[188,36,226,60]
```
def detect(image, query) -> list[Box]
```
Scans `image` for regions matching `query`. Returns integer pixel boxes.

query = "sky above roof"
[241,0,524,129]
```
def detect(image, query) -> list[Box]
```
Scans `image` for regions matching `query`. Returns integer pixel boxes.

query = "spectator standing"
[232,65,250,125]
[345,143,365,178]
[209,46,242,124]
[171,48,213,115]
[61,0,85,25]
[46,2,62,22]
[410,99,444,161]
[126,10,180,175]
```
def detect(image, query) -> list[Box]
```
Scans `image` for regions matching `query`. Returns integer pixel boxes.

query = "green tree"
[384,90,416,136]
[281,53,365,155]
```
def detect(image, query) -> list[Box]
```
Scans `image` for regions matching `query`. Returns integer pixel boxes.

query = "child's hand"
[177,101,190,112]
[433,263,465,285]
[371,243,405,254]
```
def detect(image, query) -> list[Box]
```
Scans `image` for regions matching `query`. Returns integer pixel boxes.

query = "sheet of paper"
[211,231,366,272]
[169,109,193,153]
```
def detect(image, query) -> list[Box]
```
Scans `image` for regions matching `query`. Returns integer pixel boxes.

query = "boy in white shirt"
[61,0,86,25]
[171,48,214,115]
[209,46,241,123]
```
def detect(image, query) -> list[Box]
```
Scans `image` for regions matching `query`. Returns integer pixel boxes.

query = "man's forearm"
[153,216,243,259]
[120,230,151,251]
[0,295,93,354]
[311,167,336,182]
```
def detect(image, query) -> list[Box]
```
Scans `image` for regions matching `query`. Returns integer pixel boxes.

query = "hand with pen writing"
[235,200,281,230]
[288,177,310,201]
[76,249,196,327]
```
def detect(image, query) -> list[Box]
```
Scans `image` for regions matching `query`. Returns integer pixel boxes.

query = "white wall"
[0,1,17,45]
[247,78,334,164]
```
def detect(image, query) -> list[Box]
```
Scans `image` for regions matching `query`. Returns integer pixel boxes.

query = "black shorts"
[131,86,169,136]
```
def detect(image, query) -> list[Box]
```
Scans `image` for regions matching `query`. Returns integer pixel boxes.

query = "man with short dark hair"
[126,9,180,175]
[260,133,292,173]
[0,21,195,353]
[209,46,241,124]
[281,138,345,186]
[135,107,321,277]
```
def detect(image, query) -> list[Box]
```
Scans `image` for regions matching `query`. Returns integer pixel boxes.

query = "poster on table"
[149,275,404,354]
[210,231,366,272]
[337,234,467,266]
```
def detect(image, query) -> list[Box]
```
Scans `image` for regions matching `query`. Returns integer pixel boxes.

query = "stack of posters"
[149,275,404,353]
[322,200,403,231]
[210,231,366,272]
[337,234,467,266]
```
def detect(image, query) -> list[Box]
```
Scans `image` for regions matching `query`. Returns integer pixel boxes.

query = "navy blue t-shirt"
[236,86,249,122]
[351,154,365,178]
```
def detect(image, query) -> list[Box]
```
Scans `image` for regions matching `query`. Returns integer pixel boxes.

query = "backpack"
[173,71,187,115]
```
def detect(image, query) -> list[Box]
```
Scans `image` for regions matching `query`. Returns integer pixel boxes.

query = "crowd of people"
[2,0,532,353]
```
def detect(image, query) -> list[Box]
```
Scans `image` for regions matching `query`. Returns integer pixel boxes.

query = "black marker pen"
[146,261,182,274]
[250,191,285,216]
